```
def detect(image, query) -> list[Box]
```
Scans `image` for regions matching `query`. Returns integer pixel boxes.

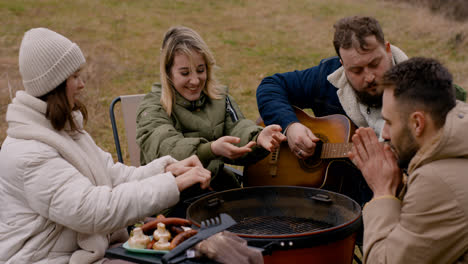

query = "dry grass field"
[1,0,467,163]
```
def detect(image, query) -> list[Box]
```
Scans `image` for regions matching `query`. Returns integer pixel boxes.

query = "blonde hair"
[160,26,222,116]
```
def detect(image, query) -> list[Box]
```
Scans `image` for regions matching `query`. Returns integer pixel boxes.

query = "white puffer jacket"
[0,91,180,264]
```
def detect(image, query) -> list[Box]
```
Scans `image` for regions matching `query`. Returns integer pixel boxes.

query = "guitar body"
[244,108,357,192]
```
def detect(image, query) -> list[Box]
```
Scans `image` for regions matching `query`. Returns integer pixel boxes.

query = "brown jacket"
[363,101,468,263]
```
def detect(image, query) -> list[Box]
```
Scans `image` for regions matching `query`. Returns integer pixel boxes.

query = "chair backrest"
[109,94,145,167]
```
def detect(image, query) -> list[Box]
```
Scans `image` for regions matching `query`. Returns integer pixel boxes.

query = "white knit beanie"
[19,28,86,97]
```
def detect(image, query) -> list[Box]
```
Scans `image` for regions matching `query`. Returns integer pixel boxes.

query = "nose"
[78,76,85,89]
[364,68,375,84]
[189,74,200,86]
[382,122,390,141]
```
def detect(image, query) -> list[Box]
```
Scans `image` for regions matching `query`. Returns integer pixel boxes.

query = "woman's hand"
[174,166,211,191]
[165,155,204,176]
[211,136,256,159]
[257,125,286,152]
[165,155,211,191]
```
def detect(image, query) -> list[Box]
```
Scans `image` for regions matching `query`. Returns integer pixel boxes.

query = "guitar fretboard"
[320,143,353,159]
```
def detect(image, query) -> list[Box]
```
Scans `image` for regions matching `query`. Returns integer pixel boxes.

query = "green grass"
[0,1,25,15]
[1,0,467,162]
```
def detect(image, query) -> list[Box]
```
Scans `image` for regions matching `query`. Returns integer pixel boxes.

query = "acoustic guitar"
[244,107,358,193]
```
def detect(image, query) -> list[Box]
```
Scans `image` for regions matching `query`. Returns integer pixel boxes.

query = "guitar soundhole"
[299,157,322,170]
[314,133,329,144]
[298,133,329,171]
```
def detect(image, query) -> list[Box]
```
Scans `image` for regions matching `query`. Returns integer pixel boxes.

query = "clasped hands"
[347,127,402,198]
[287,123,402,198]
[210,124,286,159]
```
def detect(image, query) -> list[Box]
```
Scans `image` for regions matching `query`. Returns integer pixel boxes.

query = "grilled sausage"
[169,225,184,236]
[156,214,166,220]
[146,238,157,249]
[169,229,198,250]
[143,214,166,225]
[141,218,193,235]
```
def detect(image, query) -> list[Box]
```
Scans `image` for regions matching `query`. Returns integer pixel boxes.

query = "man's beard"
[392,124,419,169]
[355,81,383,108]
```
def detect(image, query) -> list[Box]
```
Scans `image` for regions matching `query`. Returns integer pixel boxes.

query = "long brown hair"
[39,80,88,132]
[160,26,222,116]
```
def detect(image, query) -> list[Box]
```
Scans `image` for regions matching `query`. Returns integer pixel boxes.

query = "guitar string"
[321,143,352,159]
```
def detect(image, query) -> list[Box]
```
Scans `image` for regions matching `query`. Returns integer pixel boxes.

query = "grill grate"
[227,216,333,236]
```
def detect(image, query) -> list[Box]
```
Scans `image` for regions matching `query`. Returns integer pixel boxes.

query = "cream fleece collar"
[327,45,408,137]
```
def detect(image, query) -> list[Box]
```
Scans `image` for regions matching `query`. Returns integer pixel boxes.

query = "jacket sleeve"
[19,141,180,235]
[98,144,178,187]
[363,167,468,263]
[136,93,216,165]
[256,57,340,129]
[223,94,269,165]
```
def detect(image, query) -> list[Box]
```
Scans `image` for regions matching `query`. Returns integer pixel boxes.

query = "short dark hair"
[39,80,88,132]
[333,16,385,58]
[382,57,456,129]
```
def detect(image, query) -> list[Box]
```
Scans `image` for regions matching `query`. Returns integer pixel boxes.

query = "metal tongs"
[161,213,237,264]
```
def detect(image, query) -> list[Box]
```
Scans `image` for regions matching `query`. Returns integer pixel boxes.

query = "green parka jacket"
[136,83,269,191]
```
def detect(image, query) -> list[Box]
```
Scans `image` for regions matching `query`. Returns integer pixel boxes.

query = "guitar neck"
[320,142,353,159]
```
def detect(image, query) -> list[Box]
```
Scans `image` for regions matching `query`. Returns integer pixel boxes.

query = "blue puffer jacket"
[256,56,344,129]
[257,54,466,130]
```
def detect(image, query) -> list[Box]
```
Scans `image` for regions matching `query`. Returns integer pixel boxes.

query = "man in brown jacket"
[349,57,468,263]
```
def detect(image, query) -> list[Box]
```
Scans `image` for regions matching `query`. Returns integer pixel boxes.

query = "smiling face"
[65,70,85,108]
[381,88,419,169]
[340,35,393,107]
[170,50,207,102]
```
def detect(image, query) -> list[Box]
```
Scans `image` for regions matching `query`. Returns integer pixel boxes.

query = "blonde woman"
[136,26,285,215]
[0,28,210,264]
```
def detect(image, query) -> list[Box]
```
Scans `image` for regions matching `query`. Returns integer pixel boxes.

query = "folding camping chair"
[109,93,244,181]
[109,94,145,167]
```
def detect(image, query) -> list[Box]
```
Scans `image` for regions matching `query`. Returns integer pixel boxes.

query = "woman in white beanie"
[0,28,211,264]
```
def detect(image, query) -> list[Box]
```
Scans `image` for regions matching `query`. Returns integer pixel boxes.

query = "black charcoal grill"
[186,186,362,264]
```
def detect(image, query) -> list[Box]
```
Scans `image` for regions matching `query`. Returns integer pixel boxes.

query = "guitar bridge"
[269,148,279,177]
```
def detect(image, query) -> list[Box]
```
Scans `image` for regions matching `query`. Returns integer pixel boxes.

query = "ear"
[385,41,391,53]
[409,111,426,137]
[339,58,343,65]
